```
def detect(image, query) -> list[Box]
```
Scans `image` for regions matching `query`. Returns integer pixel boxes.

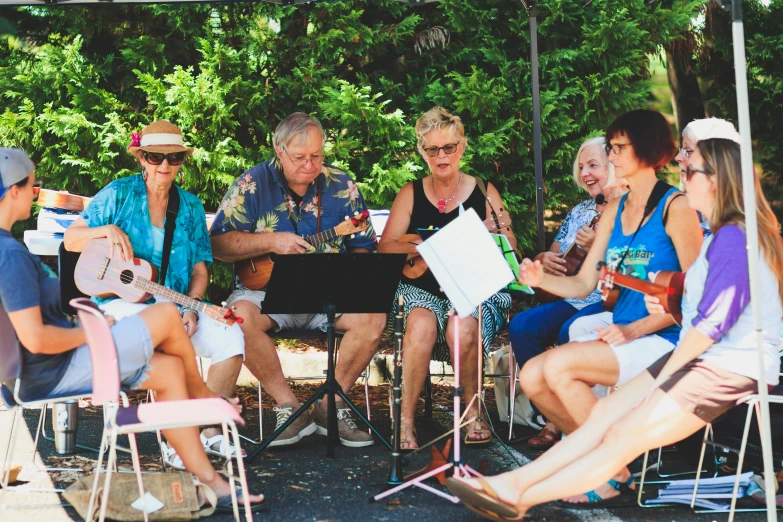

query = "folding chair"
[689,385,783,521]
[0,305,93,508]
[70,298,252,522]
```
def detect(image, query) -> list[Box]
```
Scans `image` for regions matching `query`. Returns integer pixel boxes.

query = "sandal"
[465,416,492,445]
[527,424,559,449]
[160,441,186,471]
[215,488,265,514]
[446,476,524,521]
[557,475,636,509]
[400,422,419,453]
[200,433,247,459]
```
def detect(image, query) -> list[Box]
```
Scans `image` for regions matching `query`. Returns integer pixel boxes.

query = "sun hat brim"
[128,144,194,156]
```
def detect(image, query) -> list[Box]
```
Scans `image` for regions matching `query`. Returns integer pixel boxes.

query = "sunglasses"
[683,166,712,182]
[143,151,186,166]
[422,143,459,157]
[32,180,41,200]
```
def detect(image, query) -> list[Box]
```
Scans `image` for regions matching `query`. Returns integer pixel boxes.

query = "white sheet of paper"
[131,492,165,514]
[416,208,513,317]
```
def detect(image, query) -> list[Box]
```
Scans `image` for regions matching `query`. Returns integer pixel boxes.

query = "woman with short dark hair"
[516,110,704,507]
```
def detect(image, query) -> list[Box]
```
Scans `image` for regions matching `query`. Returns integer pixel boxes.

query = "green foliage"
[696,0,783,219]
[0,0,704,297]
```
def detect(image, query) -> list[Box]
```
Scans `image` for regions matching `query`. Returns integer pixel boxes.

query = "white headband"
[140,133,185,147]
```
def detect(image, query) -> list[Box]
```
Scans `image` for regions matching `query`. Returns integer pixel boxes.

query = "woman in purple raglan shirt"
[444,139,783,520]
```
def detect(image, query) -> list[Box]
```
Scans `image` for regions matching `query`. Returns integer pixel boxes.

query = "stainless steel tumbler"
[52,400,79,455]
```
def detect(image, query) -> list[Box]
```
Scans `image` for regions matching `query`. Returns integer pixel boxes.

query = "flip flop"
[446,476,524,521]
[557,476,636,509]
[215,488,265,514]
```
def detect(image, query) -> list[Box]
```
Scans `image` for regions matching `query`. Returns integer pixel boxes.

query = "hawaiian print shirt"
[209,159,377,256]
[552,198,602,310]
[81,173,213,304]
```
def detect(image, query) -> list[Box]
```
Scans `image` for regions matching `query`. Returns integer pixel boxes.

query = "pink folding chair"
[69,298,253,522]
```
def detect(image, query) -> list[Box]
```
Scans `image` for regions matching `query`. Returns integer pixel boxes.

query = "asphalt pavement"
[0,383,774,522]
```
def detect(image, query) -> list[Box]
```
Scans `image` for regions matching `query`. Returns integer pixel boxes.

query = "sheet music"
[416,208,514,317]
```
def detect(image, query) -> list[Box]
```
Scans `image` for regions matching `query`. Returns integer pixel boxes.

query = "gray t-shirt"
[0,229,74,400]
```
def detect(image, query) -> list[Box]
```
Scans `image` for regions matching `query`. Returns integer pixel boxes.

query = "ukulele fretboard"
[303,227,339,246]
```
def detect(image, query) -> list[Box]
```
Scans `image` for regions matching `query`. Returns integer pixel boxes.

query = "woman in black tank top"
[378,107,517,450]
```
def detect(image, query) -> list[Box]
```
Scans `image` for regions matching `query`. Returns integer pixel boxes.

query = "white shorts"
[571,311,675,387]
[100,298,245,364]
[226,287,341,332]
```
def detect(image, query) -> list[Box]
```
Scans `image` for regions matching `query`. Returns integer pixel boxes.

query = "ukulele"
[235,211,370,290]
[38,189,92,213]
[74,238,243,325]
[535,212,602,303]
[398,213,512,279]
[596,261,685,326]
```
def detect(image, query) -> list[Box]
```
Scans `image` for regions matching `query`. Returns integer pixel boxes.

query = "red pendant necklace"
[432,173,464,213]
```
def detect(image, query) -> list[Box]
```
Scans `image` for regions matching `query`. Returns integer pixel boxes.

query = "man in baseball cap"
[0,148,36,201]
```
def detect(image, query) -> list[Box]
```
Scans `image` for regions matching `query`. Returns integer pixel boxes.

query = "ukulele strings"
[98,264,211,310]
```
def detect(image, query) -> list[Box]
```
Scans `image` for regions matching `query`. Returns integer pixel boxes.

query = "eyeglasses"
[683,166,712,182]
[678,147,694,160]
[32,180,41,200]
[283,148,324,167]
[422,143,459,157]
[604,142,633,156]
[143,151,186,166]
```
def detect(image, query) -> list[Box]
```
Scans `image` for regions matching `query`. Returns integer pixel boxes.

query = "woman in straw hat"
[1,148,264,513]
[65,120,247,468]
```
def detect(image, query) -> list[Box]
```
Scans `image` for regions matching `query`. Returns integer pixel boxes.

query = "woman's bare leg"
[515,388,707,513]
[458,370,655,506]
[542,340,620,433]
[136,303,220,401]
[400,308,438,448]
[445,314,481,427]
[519,353,578,432]
[139,353,263,503]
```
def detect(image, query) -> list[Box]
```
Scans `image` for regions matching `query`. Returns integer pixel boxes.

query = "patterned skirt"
[387,283,512,362]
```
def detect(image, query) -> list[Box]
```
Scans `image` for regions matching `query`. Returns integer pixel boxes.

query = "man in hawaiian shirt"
[210,113,386,448]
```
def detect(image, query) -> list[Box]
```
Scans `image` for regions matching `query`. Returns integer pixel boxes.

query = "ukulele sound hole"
[119,269,135,285]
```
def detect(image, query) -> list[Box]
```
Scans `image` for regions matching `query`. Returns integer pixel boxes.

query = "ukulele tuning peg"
[350,234,356,239]
[344,215,349,220]
[221,301,228,307]
[354,211,359,216]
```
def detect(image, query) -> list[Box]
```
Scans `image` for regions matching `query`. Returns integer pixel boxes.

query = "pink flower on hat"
[127,132,141,151]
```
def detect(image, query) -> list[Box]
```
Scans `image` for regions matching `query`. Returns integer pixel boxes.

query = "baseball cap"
[0,148,35,202]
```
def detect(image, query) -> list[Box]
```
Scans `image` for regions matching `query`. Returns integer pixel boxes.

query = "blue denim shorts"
[51,314,155,396]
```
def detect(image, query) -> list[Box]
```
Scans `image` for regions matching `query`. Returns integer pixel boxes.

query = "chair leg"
[98,429,120,522]
[364,366,372,435]
[259,382,263,443]
[424,374,432,419]
[127,432,150,522]
[690,425,712,508]
[87,424,110,521]
[636,450,651,507]
[727,400,757,521]
[0,406,20,491]
[728,400,758,522]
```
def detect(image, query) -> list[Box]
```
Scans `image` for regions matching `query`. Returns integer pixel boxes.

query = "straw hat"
[127,120,194,156]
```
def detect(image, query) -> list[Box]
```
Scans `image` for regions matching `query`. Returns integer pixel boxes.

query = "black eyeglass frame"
[683,165,712,182]
[604,142,633,156]
[422,143,459,158]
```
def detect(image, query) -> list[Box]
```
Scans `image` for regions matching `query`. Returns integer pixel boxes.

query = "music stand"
[246,253,406,461]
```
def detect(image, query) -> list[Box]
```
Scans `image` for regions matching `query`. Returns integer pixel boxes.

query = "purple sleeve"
[691,226,750,341]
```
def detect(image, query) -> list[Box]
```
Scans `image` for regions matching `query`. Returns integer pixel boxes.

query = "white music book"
[416,208,514,318]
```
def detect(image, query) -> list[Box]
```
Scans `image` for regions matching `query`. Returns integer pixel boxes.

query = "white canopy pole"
[727,1,777,519]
